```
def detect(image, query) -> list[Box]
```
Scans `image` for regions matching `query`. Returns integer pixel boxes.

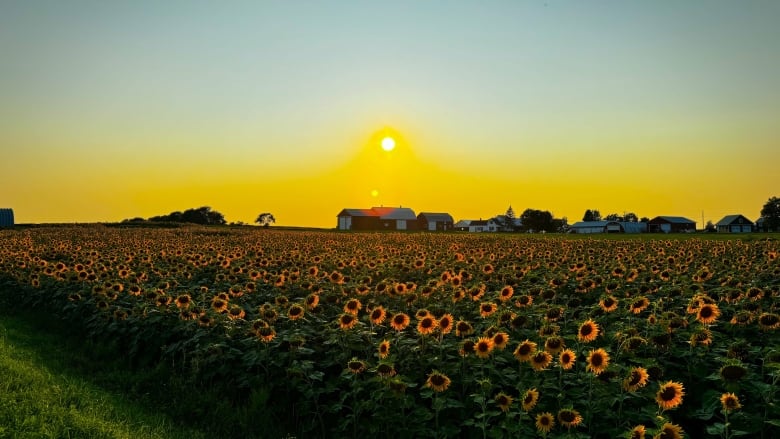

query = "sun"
[381,136,396,151]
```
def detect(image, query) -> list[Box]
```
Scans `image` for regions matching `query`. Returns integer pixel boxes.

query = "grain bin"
[0,208,14,227]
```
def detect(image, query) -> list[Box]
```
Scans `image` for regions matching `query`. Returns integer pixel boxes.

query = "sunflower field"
[1,226,779,438]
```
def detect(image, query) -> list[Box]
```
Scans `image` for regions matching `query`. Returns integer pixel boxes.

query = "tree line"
[121,207,275,227]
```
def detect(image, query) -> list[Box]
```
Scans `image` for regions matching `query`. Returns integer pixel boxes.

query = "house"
[0,208,13,227]
[715,215,754,233]
[417,212,454,231]
[491,214,522,232]
[466,218,501,233]
[570,221,647,234]
[336,206,417,231]
[454,220,472,231]
[648,216,697,233]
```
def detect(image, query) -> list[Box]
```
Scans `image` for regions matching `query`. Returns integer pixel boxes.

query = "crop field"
[1,226,779,438]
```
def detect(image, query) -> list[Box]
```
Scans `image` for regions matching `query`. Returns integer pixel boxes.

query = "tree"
[604,213,622,221]
[256,213,276,228]
[705,220,717,233]
[760,196,780,232]
[147,206,226,225]
[520,209,555,233]
[624,212,639,222]
[499,205,517,232]
[583,209,602,222]
[640,216,650,223]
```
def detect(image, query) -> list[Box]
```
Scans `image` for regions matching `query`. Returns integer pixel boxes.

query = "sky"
[1,1,778,228]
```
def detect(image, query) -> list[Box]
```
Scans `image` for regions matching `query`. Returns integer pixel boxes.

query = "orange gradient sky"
[1,2,778,228]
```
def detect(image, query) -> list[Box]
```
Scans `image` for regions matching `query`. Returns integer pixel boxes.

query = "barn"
[336,207,417,231]
[0,208,13,227]
[648,216,697,233]
[417,212,454,231]
[715,215,754,233]
[570,221,647,234]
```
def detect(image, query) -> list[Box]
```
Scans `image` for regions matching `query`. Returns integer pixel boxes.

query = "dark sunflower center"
[581,325,593,336]
[660,387,677,401]
[518,344,531,355]
[700,307,713,317]
[628,372,641,385]
[431,375,446,386]
[591,354,603,366]
[559,411,576,422]
[421,318,433,328]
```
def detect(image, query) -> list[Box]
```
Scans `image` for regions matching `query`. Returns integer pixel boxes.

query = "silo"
[0,208,14,227]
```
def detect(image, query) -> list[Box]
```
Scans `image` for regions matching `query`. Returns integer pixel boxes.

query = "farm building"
[417,212,454,231]
[570,221,647,234]
[0,208,13,227]
[454,220,471,231]
[648,216,697,233]
[336,207,417,231]
[715,215,754,233]
[467,219,501,233]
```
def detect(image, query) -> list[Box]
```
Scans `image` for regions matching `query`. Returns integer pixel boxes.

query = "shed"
[648,216,697,233]
[453,220,471,231]
[336,206,417,231]
[715,215,754,233]
[417,212,454,231]
[570,221,646,234]
[0,208,13,227]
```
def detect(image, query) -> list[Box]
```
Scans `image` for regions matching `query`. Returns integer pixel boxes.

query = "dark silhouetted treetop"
[256,213,276,228]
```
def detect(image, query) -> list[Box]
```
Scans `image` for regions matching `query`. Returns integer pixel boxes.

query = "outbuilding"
[336,207,417,231]
[0,208,13,227]
[715,215,754,233]
[417,212,454,231]
[648,216,697,233]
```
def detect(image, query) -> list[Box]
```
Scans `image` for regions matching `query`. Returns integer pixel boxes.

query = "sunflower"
[653,422,684,439]
[599,296,619,313]
[559,349,576,370]
[494,392,513,413]
[390,313,410,331]
[499,285,514,302]
[586,348,610,375]
[535,412,555,434]
[417,316,438,335]
[474,336,495,359]
[690,328,712,347]
[211,297,228,313]
[577,319,599,343]
[438,313,454,334]
[696,303,720,325]
[339,313,358,330]
[480,302,498,318]
[629,425,646,439]
[347,358,366,374]
[515,294,533,308]
[719,362,747,381]
[304,293,319,310]
[623,367,650,392]
[459,339,475,357]
[521,388,539,411]
[378,340,391,359]
[456,320,474,337]
[227,305,246,320]
[344,298,362,315]
[513,339,537,362]
[531,351,553,371]
[492,331,510,350]
[287,304,305,320]
[758,313,780,330]
[630,296,650,314]
[656,381,685,411]
[425,370,451,392]
[375,362,396,378]
[370,306,387,325]
[557,408,583,429]
[256,326,276,342]
[708,390,737,415]
[544,336,565,355]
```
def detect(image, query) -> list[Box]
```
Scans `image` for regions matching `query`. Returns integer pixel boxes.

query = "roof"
[571,221,609,228]
[715,214,754,226]
[371,207,417,220]
[470,220,489,226]
[418,212,454,222]
[337,208,377,217]
[651,216,696,224]
[454,220,472,227]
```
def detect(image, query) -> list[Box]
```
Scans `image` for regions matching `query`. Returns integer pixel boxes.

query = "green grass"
[0,313,208,439]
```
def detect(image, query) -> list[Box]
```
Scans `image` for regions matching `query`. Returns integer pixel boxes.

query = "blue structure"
[0,208,14,227]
